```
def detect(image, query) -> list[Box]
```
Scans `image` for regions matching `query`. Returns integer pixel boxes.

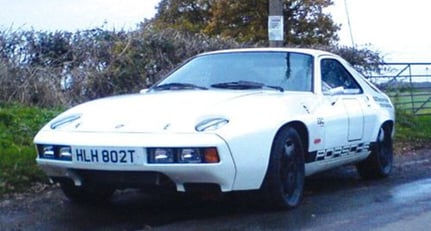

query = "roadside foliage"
[0,0,384,107]
[0,27,245,107]
[153,0,339,45]
[0,103,62,194]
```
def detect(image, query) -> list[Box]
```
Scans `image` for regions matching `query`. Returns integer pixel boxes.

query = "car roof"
[199,47,335,57]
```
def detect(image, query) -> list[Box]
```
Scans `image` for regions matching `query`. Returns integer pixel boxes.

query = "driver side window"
[320,59,362,94]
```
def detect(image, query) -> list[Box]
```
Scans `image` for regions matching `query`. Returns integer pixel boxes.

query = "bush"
[0,103,61,194]
[0,27,247,107]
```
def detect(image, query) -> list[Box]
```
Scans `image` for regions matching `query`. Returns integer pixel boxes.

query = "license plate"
[71,146,145,165]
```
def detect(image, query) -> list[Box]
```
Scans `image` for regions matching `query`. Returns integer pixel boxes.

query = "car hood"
[46,90,284,133]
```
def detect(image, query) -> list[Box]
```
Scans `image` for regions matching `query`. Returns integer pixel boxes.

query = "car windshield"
[153,51,313,92]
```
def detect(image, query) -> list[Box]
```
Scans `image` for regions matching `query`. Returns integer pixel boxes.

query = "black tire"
[357,126,393,179]
[60,180,115,203]
[260,126,305,209]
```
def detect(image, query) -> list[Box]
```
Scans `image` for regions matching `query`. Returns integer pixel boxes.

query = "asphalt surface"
[1,147,431,231]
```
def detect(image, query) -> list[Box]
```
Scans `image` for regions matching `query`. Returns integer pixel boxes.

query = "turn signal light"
[204,148,220,163]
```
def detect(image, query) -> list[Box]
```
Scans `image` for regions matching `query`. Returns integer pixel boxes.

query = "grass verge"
[0,103,62,194]
[394,109,431,152]
[395,109,431,140]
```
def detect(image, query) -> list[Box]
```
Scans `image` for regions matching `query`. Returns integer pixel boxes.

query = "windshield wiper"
[264,85,284,92]
[211,81,284,92]
[152,82,208,91]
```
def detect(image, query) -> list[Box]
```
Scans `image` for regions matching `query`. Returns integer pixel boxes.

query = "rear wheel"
[260,127,305,209]
[59,180,115,203]
[357,126,393,179]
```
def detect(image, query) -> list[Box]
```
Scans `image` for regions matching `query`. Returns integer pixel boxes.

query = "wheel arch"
[356,119,395,179]
[274,121,309,155]
[259,120,308,208]
[380,120,395,138]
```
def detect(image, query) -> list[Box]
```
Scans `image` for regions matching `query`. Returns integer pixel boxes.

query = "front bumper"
[35,131,237,192]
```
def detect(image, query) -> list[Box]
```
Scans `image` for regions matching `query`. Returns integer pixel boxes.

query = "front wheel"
[260,126,305,209]
[356,126,393,179]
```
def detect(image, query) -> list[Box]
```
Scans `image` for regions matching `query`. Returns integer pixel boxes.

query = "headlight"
[40,145,55,158]
[147,147,219,164]
[59,146,72,159]
[149,148,175,163]
[50,113,82,129]
[36,144,72,161]
[195,118,229,132]
[178,148,201,163]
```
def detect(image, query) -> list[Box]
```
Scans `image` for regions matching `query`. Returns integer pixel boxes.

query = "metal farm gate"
[367,63,431,116]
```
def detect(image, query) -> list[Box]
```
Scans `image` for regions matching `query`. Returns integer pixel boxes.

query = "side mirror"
[324,86,344,106]
[328,86,344,96]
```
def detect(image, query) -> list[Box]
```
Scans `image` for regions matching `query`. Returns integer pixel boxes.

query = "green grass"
[388,90,431,115]
[0,103,62,194]
[394,109,431,142]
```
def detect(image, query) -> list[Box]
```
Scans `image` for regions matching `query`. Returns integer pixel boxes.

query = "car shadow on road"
[49,165,391,230]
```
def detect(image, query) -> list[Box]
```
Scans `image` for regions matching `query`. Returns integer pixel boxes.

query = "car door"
[319,58,365,148]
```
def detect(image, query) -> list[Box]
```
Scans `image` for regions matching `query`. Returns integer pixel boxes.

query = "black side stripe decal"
[306,142,373,163]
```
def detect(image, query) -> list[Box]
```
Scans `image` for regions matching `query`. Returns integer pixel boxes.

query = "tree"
[204,0,268,43]
[153,0,339,45]
[284,0,339,45]
[153,0,211,34]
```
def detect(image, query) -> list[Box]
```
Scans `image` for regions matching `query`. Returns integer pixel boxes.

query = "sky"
[0,0,160,31]
[0,0,429,62]
[329,0,431,62]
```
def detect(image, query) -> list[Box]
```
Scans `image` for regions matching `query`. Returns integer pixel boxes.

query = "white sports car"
[34,48,395,208]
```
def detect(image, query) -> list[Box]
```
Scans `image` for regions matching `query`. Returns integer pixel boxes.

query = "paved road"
[1,148,431,231]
